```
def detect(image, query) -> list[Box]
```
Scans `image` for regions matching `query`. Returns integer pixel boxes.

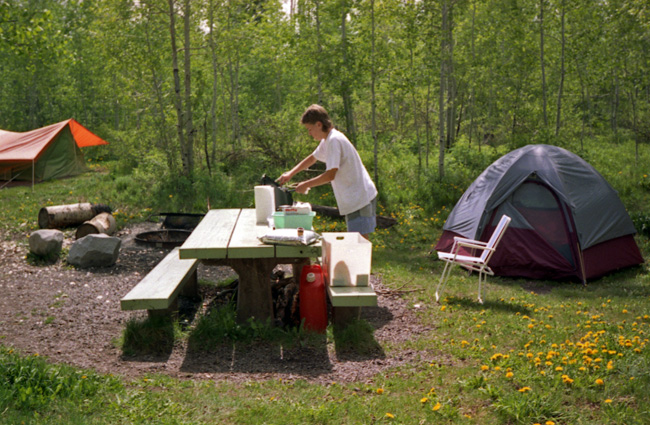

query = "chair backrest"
[480,215,511,262]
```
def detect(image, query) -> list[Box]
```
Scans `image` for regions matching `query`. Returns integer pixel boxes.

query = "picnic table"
[178,208,321,323]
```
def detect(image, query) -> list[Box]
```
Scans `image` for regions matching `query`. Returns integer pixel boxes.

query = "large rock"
[68,234,121,268]
[29,229,64,257]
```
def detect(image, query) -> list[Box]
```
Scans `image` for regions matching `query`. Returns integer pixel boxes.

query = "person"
[277,104,378,238]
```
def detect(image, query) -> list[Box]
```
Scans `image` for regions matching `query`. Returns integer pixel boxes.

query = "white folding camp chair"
[435,215,511,304]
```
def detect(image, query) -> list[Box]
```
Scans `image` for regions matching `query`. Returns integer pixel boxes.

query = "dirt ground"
[0,222,437,385]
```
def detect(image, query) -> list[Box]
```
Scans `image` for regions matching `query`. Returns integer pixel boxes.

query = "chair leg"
[477,272,484,304]
[435,261,452,303]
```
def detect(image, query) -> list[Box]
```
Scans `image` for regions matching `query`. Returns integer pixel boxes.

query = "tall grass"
[0,346,121,415]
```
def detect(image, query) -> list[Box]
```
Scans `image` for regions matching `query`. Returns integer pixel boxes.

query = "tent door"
[510,180,579,268]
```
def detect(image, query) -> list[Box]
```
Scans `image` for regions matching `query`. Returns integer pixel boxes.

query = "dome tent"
[435,144,643,282]
[0,119,108,185]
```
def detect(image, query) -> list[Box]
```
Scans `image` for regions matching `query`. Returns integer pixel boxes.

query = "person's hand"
[276,172,292,185]
[295,181,311,194]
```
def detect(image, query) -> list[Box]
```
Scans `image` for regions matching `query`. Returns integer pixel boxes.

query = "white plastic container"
[322,232,372,287]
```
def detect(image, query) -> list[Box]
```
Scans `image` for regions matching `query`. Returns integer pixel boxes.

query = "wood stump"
[75,212,117,239]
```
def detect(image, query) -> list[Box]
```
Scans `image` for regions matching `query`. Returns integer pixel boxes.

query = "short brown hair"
[301,104,333,131]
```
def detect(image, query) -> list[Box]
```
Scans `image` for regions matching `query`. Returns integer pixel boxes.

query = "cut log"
[75,212,117,239]
[38,203,112,229]
[311,204,397,229]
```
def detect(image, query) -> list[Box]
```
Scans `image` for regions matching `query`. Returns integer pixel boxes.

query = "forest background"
[1,0,649,217]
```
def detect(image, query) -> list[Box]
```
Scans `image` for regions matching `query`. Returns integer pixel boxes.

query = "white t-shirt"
[312,128,378,216]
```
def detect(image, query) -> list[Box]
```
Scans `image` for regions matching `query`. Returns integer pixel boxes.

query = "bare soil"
[0,222,437,385]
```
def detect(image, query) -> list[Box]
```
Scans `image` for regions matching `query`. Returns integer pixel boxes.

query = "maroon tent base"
[582,234,644,279]
[435,230,643,282]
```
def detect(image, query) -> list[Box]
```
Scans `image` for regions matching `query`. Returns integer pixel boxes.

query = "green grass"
[1,142,649,424]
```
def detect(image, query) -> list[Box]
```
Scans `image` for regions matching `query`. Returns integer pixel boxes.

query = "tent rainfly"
[0,119,108,185]
[435,144,644,283]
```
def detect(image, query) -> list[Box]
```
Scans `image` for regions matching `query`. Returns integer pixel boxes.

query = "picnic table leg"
[292,258,311,283]
[229,258,277,324]
[332,306,361,329]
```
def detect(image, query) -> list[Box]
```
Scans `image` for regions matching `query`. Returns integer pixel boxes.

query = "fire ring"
[134,230,192,248]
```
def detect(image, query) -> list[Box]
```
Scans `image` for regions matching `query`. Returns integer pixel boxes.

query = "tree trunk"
[208,0,219,172]
[371,0,378,188]
[555,0,565,137]
[315,0,324,104]
[611,70,619,134]
[629,88,639,164]
[168,0,187,174]
[446,3,455,149]
[38,203,111,229]
[227,0,241,150]
[469,0,476,148]
[438,0,448,179]
[425,82,432,168]
[540,0,548,127]
[75,212,117,239]
[410,45,421,180]
[144,14,174,171]
[340,4,356,144]
[182,0,194,177]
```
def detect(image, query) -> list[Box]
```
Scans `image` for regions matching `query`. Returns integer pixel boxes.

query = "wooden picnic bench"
[120,247,199,316]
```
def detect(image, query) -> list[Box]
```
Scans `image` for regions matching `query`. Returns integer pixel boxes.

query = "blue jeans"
[345,197,377,235]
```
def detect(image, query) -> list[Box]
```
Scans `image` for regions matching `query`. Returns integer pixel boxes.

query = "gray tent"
[435,144,643,281]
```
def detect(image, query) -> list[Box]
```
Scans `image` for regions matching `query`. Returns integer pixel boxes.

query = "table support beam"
[227,258,277,324]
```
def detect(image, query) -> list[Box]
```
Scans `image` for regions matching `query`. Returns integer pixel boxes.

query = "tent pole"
[577,242,587,286]
[32,160,35,191]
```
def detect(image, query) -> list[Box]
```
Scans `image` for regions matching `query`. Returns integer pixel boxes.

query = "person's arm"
[295,168,338,194]
[277,154,317,185]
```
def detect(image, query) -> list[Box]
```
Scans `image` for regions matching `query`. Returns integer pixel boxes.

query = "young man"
[277,104,378,237]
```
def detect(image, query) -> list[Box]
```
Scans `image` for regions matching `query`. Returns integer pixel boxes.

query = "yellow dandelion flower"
[441,305,446,311]
[481,365,489,371]
[555,366,563,371]
[506,372,514,378]
[385,412,394,418]
[604,399,613,403]
[546,421,556,425]
[432,402,442,411]
[377,388,384,394]
[420,397,428,404]
[518,386,532,393]
[595,379,604,385]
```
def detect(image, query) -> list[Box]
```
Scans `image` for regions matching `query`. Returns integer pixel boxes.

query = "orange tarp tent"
[0,119,108,184]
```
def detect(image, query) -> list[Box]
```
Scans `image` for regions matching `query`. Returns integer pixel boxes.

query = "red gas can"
[299,264,328,333]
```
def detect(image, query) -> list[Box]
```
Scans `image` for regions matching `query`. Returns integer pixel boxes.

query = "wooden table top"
[178,208,321,261]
